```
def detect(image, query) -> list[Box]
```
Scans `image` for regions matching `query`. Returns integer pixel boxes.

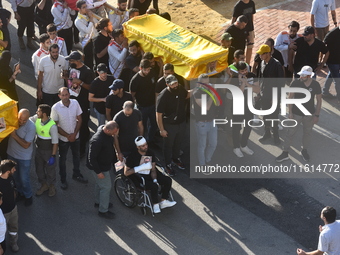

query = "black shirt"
[156,85,188,124]
[324,27,340,64]
[232,0,256,31]
[130,72,155,107]
[131,0,158,15]
[226,24,248,51]
[90,75,114,114]
[113,109,142,153]
[155,73,185,94]
[0,8,11,50]
[94,33,111,68]
[0,176,16,214]
[290,79,321,116]
[87,125,116,173]
[227,46,236,65]
[293,37,328,72]
[105,91,134,119]
[125,148,155,169]
[125,53,142,80]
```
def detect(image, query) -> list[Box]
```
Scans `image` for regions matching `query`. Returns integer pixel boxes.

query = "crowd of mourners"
[0,0,340,253]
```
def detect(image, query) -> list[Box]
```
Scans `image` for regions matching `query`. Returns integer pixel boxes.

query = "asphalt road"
[2,1,340,254]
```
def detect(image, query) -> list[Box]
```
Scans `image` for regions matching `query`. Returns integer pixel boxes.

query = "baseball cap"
[109,79,124,90]
[297,66,314,77]
[221,33,233,41]
[65,51,82,61]
[256,44,271,55]
[165,74,178,85]
[302,26,315,36]
[97,63,108,73]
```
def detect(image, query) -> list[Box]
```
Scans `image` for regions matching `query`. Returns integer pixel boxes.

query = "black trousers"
[261,97,280,132]
[58,27,73,55]
[79,111,90,155]
[163,122,186,165]
[84,40,94,72]
[129,170,172,204]
[17,3,35,37]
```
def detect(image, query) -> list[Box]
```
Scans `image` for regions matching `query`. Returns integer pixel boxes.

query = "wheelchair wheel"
[114,175,138,208]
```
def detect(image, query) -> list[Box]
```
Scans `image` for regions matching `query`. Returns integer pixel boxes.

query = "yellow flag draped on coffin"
[0,91,18,142]
[123,14,228,80]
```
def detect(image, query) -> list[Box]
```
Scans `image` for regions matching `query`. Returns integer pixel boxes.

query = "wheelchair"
[114,163,174,217]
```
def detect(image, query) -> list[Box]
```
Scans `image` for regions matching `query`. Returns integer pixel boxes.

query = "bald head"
[18,109,30,126]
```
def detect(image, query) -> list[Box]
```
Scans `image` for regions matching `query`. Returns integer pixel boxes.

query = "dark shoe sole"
[276,156,289,163]
[98,211,115,219]
[94,203,113,208]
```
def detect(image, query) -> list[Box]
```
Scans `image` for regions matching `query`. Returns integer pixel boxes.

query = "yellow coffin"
[0,91,18,142]
[123,14,228,80]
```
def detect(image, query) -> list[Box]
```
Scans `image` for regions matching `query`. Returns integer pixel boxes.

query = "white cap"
[135,136,147,146]
[297,66,314,77]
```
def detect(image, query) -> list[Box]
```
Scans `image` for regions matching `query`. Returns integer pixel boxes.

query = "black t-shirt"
[105,91,134,119]
[155,73,185,94]
[227,46,236,65]
[125,148,156,169]
[324,27,340,64]
[0,8,11,50]
[226,24,248,51]
[232,0,256,32]
[293,37,328,72]
[130,72,155,107]
[113,109,142,153]
[290,79,321,116]
[90,75,114,114]
[125,53,142,72]
[0,176,16,214]
[131,0,154,15]
[156,85,188,124]
[94,33,111,68]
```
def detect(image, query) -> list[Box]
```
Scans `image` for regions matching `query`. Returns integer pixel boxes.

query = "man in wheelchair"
[124,136,177,213]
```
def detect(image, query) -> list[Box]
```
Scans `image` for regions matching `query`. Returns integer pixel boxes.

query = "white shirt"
[10,0,34,12]
[108,40,128,79]
[0,208,6,243]
[318,220,340,255]
[311,0,336,28]
[75,13,98,49]
[51,1,73,30]
[32,47,49,79]
[51,37,68,56]
[274,31,301,67]
[108,9,129,30]
[38,55,68,94]
[51,99,83,142]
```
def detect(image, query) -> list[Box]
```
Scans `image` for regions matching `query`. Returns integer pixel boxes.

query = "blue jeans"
[195,121,218,165]
[58,138,81,183]
[326,64,340,100]
[94,108,106,126]
[138,105,157,142]
[91,171,112,213]
[8,155,33,198]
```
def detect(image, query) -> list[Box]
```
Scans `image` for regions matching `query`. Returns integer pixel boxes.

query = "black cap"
[109,79,124,90]
[65,51,82,61]
[302,26,315,36]
[97,63,108,73]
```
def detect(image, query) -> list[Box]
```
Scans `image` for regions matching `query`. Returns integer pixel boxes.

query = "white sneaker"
[159,200,177,209]
[153,203,161,214]
[240,146,254,155]
[253,115,261,123]
[233,148,244,158]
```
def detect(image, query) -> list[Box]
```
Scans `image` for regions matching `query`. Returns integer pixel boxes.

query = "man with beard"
[37,43,68,107]
[142,51,162,83]
[275,21,301,81]
[107,0,129,30]
[276,66,322,162]
[105,79,133,120]
[51,87,88,190]
[288,26,329,78]
[31,33,51,80]
[0,160,19,252]
[156,75,189,176]
[64,50,94,157]
[125,40,143,85]
[108,29,128,79]
[94,18,113,71]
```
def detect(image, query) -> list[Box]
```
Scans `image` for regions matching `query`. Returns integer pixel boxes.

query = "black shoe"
[60,181,68,190]
[94,203,113,208]
[276,151,289,162]
[16,193,25,202]
[72,174,88,184]
[259,131,271,143]
[300,149,310,162]
[98,211,115,219]
[172,158,185,170]
[24,196,33,207]
[166,164,176,177]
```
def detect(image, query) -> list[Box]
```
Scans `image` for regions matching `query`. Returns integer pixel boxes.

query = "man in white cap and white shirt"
[276,66,322,162]
[124,136,176,214]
